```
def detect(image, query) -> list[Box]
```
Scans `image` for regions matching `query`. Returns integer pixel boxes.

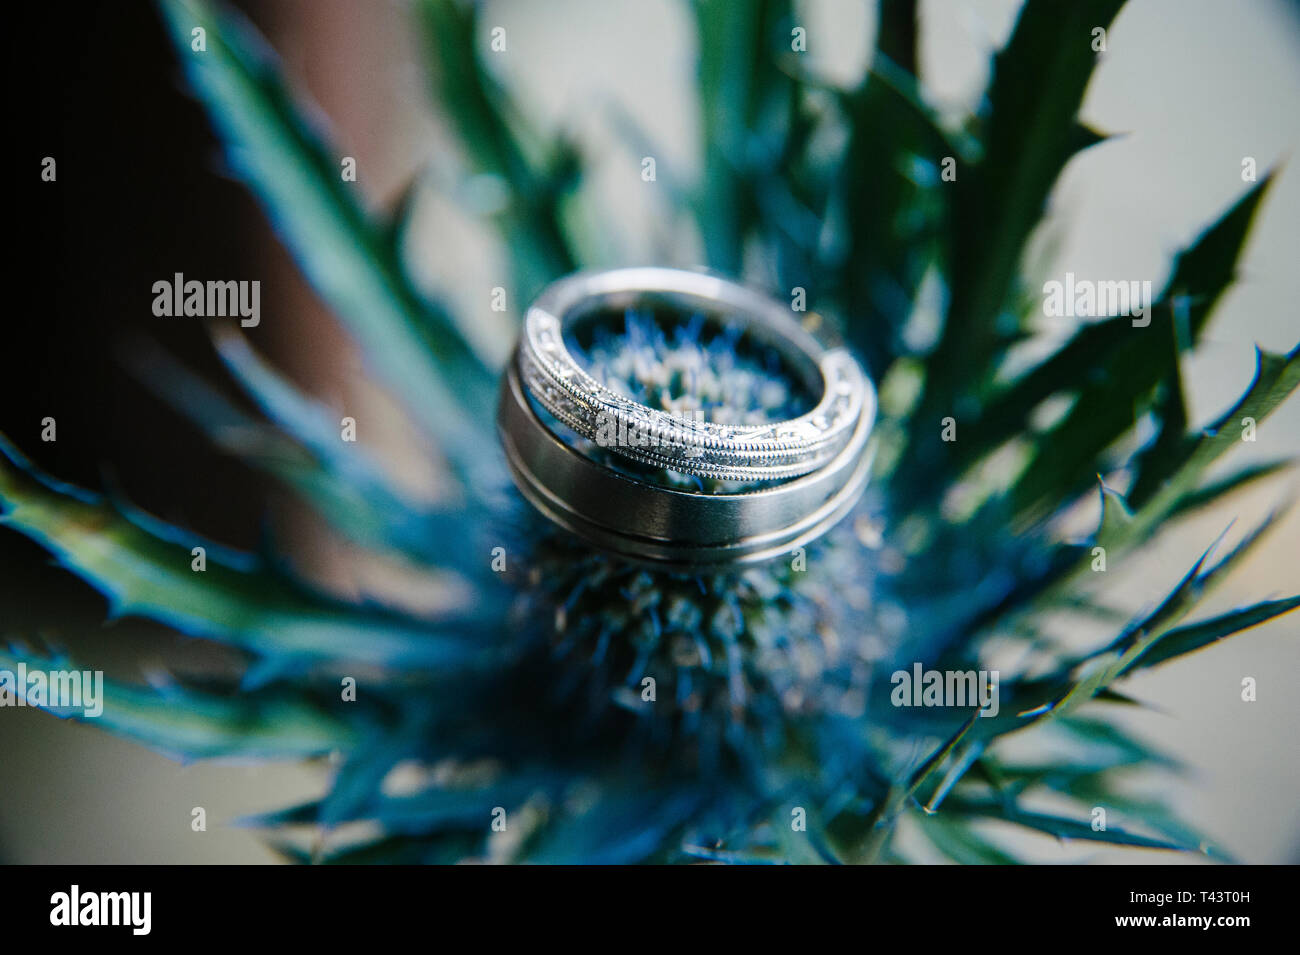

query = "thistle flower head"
[511,305,888,761]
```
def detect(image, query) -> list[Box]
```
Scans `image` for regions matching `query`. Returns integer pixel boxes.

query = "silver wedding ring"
[497,267,876,567]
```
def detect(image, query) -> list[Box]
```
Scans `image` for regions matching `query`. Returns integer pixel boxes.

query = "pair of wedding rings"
[497,267,876,567]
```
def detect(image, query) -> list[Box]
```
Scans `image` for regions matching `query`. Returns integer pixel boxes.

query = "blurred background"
[2,0,1298,862]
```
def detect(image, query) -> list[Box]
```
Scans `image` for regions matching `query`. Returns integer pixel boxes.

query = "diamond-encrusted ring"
[497,267,877,567]
[517,267,868,481]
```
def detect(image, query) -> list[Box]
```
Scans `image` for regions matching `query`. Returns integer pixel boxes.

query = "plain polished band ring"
[518,267,869,482]
[496,268,878,567]
[498,359,875,566]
